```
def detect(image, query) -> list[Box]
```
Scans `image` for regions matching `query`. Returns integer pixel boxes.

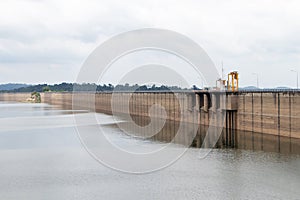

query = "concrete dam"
[1,91,299,153]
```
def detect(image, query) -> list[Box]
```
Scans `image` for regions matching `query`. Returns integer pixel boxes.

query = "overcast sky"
[0,0,300,88]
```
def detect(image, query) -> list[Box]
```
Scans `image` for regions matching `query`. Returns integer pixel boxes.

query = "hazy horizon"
[0,82,296,90]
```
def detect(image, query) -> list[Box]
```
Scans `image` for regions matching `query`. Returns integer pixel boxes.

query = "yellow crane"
[227,71,239,92]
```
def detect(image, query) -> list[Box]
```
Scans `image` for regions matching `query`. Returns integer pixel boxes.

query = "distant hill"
[240,86,294,90]
[275,86,291,89]
[0,83,29,91]
[240,86,259,90]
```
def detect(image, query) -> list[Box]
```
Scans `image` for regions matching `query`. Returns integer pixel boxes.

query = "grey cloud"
[0,0,300,87]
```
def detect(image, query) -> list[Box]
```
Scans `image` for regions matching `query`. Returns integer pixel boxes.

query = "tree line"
[0,83,201,93]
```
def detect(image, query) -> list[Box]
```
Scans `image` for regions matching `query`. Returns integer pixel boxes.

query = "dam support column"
[224,94,238,147]
[225,110,237,147]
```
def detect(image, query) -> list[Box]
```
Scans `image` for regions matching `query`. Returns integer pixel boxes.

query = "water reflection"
[0,102,299,199]
[113,116,300,155]
[0,102,87,118]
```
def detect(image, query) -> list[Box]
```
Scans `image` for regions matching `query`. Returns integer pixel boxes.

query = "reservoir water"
[0,102,299,199]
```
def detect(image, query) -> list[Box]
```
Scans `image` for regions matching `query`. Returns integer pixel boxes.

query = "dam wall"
[0,91,299,142]
[0,92,34,102]
[236,92,300,139]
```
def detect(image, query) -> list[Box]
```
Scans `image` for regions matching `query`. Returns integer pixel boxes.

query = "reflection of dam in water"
[0,91,300,154]
[109,120,300,154]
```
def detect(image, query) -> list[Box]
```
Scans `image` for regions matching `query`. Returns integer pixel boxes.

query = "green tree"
[42,86,50,92]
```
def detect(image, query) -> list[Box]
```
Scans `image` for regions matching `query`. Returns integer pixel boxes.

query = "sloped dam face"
[1,91,300,154]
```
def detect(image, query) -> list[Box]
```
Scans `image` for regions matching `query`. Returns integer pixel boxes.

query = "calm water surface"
[0,102,299,199]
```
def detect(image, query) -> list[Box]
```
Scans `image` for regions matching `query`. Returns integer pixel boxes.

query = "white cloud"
[0,0,299,87]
